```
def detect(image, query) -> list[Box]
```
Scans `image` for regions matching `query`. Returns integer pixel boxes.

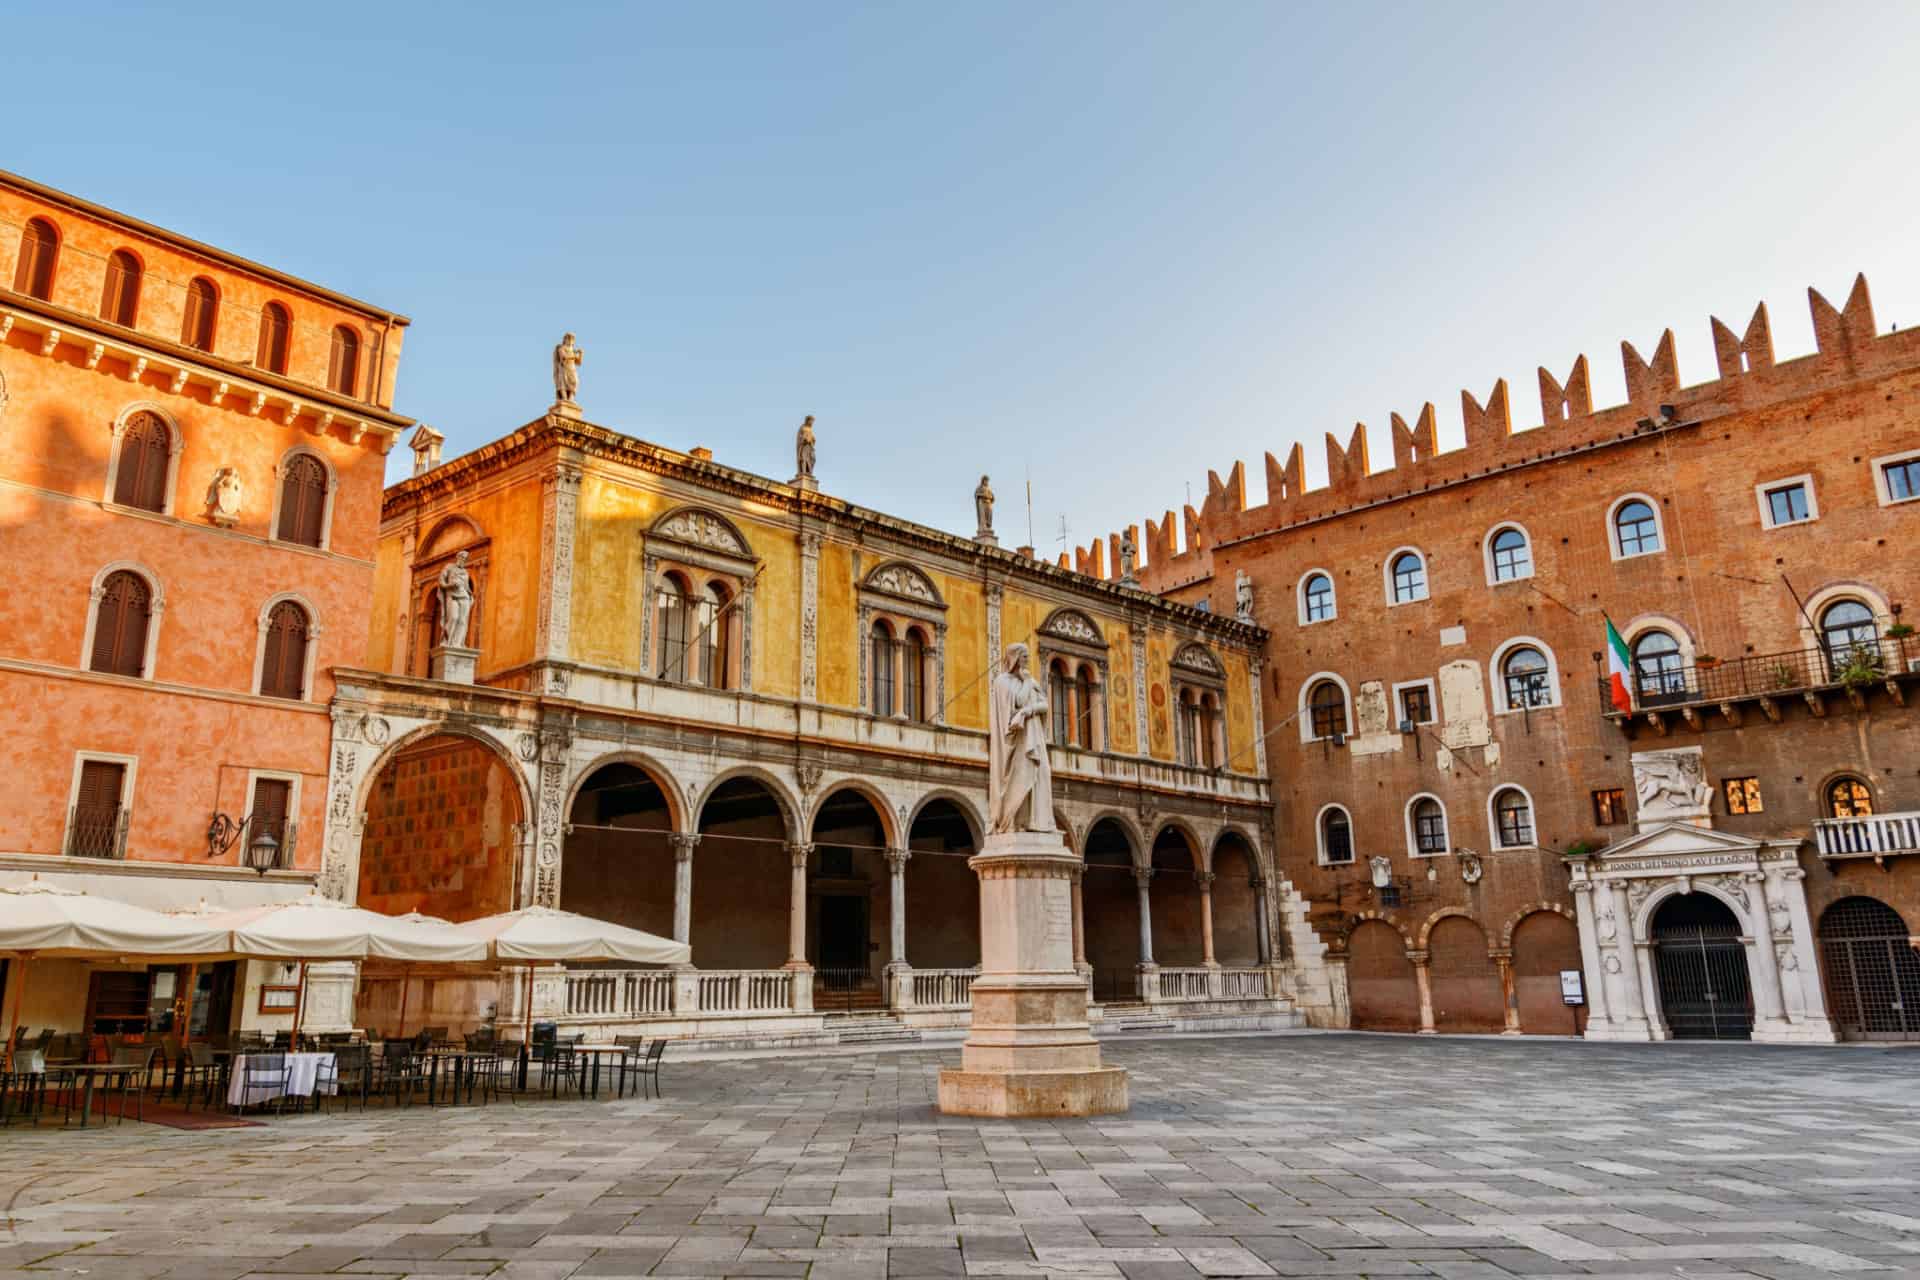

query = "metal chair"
[379,1041,429,1107]
[633,1039,668,1099]
[1,1050,49,1127]
[543,1039,585,1098]
[611,1035,649,1098]
[180,1042,221,1111]
[107,1044,158,1122]
[233,1051,290,1115]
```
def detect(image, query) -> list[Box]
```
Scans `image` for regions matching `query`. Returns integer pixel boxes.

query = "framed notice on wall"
[259,985,300,1013]
[1559,970,1585,1006]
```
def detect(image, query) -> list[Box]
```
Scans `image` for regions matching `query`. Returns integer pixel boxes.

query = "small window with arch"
[1492,787,1534,848]
[1320,807,1354,865]
[1301,572,1334,623]
[1488,526,1531,582]
[13,217,58,300]
[1388,551,1427,604]
[1307,680,1347,740]
[1500,645,1553,710]
[1826,776,1874,819]
[1612,498,1662,557]
[1410,797,1448,856]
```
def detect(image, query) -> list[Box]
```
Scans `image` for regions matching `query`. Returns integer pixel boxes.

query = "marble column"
[670,833,699,949]
[1410,949,1436,1034]
[1570,881,1613,1035]
[1743,872,1788,1032]
[1195,872,1217,966]
[784,842,812,969]
[1069,866,1088,970]
[1251,877,1272,965]
[886,848,911,968]
[1133,867,1156,968]
[1607,879,1649,1033]
[1493,951,1522,1034]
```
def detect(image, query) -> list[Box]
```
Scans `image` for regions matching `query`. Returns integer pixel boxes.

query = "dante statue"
[795,415,816,479]
[1234,569,1254,621]
[552,333,583,404]
[974,475,994,538]
[988,642,1054,835]
[437,550,475,648]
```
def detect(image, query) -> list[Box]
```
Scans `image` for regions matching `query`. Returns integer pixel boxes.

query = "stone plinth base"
[938,1065,1129,1117]
[552,399,582,420]
[938,829,1128,1118]
[430,644,479,684]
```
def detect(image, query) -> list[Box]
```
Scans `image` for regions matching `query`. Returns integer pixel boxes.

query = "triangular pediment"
[1580,821,1800,873]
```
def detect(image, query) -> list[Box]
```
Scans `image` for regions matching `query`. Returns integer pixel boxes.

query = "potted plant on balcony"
[1888,622,1914,640]
[1838,649,1886,689]
[1769,662,1799,690]
[1694,654,1722,670]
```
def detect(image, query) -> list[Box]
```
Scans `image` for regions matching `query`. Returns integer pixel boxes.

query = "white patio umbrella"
[0,879,231,1068]
[451,906,688,1043]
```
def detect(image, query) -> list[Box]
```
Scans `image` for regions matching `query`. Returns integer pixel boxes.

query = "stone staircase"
[828,1012,923,1046]
[1096,1002,1178,1034]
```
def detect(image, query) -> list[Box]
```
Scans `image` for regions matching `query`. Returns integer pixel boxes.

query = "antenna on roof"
[1025,464,1034,550]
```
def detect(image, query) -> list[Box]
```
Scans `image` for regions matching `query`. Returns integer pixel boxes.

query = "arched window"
[111,411,171,512]
[1613,498,1662,556]
[698,581,726,688]
[871,620,896,715]
[902,627,927,721]
[1050,658,1072,746]
[256,302,291,374]
[1319,807,1354,865]
[181,277,218,351]
[258,600,311,699]
[1827,776,1875,819]
[275,453,328,547]
[1301,572,1335,623]
[1493,787,1534,848]
[1500,645,1552,709]
[1388,550,1427,604]
[12,218,57,300]
[1075,663,1096,749]
[1410,797,1448,856]
[328,325,361,396]
[1631,630,1685,701]
[656,572,692,680]
[1308,679,1347,740]
[89,570,152,677]
[1488,526,1531,582]
[1820,600,1879,667]
[1198,690,1221,768]
[99,250,140,326]
[1177,688,1204,764]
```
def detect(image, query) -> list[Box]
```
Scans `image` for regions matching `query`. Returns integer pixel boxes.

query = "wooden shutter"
[181,278,216,350]
[89,571,151,677]
[277,455,327,547]
[328,327,359,396]
[112,412,170,512]
[250,778,291,853]
[259,600,309,698]
[13,219,56,299]
[257,304,290,373]
[77,760,124,813]
[100,251,140,326]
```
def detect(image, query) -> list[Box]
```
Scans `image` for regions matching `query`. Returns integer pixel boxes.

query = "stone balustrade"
[905,968,978,1010]
[1146,966,1272,1003]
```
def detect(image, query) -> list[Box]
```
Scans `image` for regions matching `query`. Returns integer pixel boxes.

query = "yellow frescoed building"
[320,404,1319,1043]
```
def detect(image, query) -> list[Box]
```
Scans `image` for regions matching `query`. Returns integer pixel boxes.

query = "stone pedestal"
[430,643,479,684]
[938,831,1129,1117]
[552,399,582,420]
[299,961,359,1034]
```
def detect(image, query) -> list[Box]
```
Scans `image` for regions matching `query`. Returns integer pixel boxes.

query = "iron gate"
[1651,894,1753,1040]
[1819,897,1920,1041]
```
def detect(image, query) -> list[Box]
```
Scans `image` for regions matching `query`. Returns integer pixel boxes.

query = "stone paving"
[1,1033,1917,1280]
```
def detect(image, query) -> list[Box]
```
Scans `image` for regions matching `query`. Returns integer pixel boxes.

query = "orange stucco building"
[0,170,411,1036]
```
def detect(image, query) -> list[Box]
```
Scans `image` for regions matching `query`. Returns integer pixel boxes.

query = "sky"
[11,2,1920,563]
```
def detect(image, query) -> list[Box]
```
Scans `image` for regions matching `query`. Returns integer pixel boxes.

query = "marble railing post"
[1133,867,1157,1002]
[885,848,912,1008]
[784,842,813,969]
[1409,949,1437,1034]
[1493,950,1522,1034]
[670,833,699,949]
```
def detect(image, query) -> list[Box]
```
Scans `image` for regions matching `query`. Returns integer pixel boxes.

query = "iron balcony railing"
[66,804,129,859]
[1597,635,1917,715]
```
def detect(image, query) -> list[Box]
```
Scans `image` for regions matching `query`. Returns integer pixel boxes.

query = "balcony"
[1598,636,1919,734]
[66,804,129,859]
[1814,811,1920,865]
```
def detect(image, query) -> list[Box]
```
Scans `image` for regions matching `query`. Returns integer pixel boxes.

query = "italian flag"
[1605,617,1633,713]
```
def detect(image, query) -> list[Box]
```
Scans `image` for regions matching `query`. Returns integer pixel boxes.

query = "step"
[837,1028,923,1045]
[1103,1017,1178,1033]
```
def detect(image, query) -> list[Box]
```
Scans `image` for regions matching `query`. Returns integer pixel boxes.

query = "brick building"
[0,170,411,1038]
[1094,275,1920,1043]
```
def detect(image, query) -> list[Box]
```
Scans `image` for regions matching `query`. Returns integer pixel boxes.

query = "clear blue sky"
[13,2,1920,562]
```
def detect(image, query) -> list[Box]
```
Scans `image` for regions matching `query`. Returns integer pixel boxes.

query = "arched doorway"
[1427,916,1503,1032]
[563,762,676,938]
[1209,833,1261,966]
[1347,920,1417,1031]
[1148,827,1204,967]
[1819,897,1920,1041]
[356,732,522,921]
[1511,911,1583,1035]
[1082,818,1139,1002]
[809,788,887,1002]
[694,777,791,970]
[1651,893,1753,1040]
[905,799,980,970]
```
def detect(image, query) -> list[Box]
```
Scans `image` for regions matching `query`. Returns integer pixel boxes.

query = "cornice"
[383,415,1267,646]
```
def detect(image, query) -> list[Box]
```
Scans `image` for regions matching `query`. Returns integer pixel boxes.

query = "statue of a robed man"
[987,642,1054,835]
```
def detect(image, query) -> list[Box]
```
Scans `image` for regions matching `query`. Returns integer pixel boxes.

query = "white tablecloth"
[227,1052,336,1106]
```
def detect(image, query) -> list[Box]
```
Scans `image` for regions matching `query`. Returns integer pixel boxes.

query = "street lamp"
[246,829,280,875]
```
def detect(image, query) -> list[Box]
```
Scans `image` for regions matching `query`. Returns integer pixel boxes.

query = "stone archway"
[1511,911,1583,1035]
[905,798,980,970]
[1427,916,1503,1033]
[562,760,678,939]
[1347,920,1417,1031]
[1819,897,1920,1042]
[1148,826,1204,968]
[1209,831,1262,967]
[356,731,523,922]
[1650,893,1754,1041]
[1082,817,1140,1002]
[809,787,889,996]
[693,776,794,970]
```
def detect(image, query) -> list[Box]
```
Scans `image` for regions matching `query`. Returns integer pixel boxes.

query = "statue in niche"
[795,415,817,480]
[436,550,475,649]
[974,475,994,539]
[1632,748,1712,818]
[988,642,1054,835]
[552,333,583,405]
[1119,530,1137,583]
[205,466,243,527]
[1234,569,1254,622]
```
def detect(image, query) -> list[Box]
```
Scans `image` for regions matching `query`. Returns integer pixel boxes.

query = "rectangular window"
[70,759,128,858]
[1889,459,1920,502]
[1591,787,1627,826]
[1397,683,1433,726]
[1722,776,1763,815]
[1757,476,1816,528]
[250,778,293,867]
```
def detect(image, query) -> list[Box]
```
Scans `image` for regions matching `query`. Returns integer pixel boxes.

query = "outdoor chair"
[379,1042,430,1107]
[108,1044,158,1122]
[477,1049,518,1104]
[543,1039,585,1098]
[180,1042,221,1111]
[233,1051,290,1115]
[633,1039,668,1099]
[270,1030,293,1051]
[1,1050,49,1127]
[611,1035,648,1098]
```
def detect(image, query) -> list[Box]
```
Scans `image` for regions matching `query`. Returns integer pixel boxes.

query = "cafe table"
[50,1061,143,1128]
[226,1051,336,1109]
[572,1044,631,1098]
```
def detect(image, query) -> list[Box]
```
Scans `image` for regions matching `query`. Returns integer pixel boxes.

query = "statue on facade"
[974,475,995,540]
[1119,530,1137,585]
[987,642,1054,835]
[552,333,583,406]
[205,466,243,528]
[436,550,475,648]
[795,415,817,480]
[1234,569,1254,622]
[1631,747,1712,820]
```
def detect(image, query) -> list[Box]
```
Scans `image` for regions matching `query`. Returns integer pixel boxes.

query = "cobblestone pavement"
[1,1034,1917,1280]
